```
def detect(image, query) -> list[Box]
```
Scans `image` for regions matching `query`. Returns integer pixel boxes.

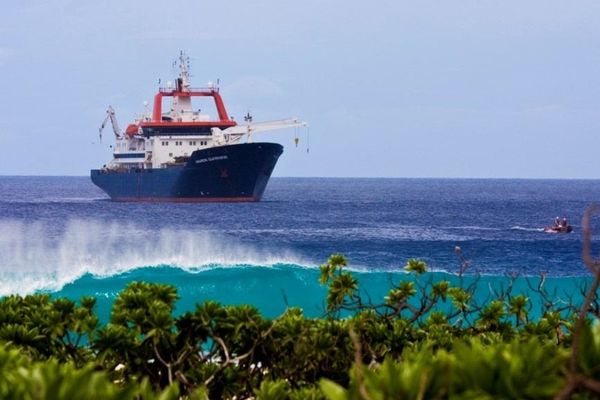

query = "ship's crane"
[99,106,123,141]
[211,117,308,145]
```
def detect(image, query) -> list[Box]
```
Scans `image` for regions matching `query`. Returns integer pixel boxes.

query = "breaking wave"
[0,219,305,296]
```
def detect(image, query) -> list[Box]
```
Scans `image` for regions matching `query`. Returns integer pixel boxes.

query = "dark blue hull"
[91,142,283,202]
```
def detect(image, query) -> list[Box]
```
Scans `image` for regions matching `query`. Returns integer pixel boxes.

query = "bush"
[0,253,600,398]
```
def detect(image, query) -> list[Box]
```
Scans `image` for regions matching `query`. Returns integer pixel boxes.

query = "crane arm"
[220,118,307,136]
[210,117,308,145]
[99,106,123,140]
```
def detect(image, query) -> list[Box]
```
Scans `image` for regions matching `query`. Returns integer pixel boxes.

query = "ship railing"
[158,87,219,94]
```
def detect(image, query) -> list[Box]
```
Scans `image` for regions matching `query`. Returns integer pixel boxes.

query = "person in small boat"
[554,217,561,228]
[562,217,568,228]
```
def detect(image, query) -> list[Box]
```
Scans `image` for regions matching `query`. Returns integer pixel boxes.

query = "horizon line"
[1,174,600,181]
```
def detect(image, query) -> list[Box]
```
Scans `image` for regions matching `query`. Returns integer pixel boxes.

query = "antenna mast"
[178,51,191,91]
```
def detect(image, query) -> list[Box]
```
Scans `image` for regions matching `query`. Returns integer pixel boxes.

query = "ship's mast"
[171,51,194,118]
[177,51,191,92]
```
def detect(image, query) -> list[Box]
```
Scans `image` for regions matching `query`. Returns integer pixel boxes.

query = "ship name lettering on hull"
[195,155,229,164]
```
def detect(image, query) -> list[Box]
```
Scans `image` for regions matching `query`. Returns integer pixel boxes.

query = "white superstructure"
[98,52,307,171]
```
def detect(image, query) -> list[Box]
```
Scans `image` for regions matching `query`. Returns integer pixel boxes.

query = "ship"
[91,52,307,202]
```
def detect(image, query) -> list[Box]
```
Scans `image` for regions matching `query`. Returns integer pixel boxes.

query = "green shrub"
[0,253,599,398]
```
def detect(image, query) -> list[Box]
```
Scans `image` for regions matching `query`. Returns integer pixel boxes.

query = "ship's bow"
[176,142,283,201]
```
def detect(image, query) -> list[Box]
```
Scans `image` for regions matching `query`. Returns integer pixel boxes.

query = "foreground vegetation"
[2,207,600,399]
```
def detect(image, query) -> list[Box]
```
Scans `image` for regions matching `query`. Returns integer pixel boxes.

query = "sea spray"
[0,218,304,296]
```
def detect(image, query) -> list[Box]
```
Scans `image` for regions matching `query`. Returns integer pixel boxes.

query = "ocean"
[0,176,599,320]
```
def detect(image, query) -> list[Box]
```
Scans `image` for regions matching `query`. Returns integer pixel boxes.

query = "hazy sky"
[1,1,599,178]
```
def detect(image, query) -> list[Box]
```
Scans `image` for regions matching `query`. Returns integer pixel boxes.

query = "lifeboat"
[125,124,139,137]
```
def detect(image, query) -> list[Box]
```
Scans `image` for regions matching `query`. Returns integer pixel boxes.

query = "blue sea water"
[1,176,599,320]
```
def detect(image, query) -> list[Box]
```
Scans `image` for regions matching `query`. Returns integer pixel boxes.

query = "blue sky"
[1,1,599,178]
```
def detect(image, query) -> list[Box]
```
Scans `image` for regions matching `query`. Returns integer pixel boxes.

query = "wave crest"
[0,219,303,296]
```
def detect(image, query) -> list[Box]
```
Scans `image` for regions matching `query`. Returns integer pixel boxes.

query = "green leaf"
[404,259,427,274]
[319,379,347,400]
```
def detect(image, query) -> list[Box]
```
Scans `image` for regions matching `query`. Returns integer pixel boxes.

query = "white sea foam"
[445,225,502,231]
[0,219,304,296]
[510,226,545,232]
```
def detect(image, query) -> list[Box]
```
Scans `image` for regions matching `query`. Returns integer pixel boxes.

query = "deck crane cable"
[294,126,299,147]
[244,111,253,143]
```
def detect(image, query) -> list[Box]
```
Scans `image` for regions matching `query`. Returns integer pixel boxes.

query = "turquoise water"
[53,264,592,322]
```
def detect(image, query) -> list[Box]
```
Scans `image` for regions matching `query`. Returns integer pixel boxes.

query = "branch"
[570,205,600,372]
[349,325,372,400]
[557,204,600,400]
[153,341,173,385]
